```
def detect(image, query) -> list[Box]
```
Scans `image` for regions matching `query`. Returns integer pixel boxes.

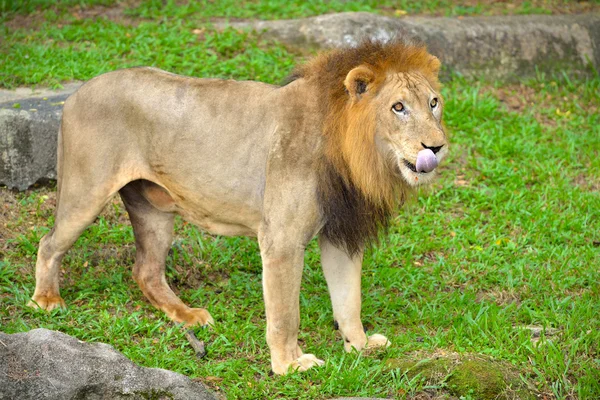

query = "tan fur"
[30,40,448,375]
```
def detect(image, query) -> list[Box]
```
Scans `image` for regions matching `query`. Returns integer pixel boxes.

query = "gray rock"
[0,94,71,190]
[0,83,81,190]
[220,12,600,80]
[0,328,216,400]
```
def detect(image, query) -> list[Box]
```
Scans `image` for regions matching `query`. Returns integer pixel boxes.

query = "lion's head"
[349,64,448,188]
[289,39,449,254]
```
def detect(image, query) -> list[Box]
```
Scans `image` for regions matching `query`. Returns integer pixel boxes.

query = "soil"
[4,1,142,31]
[4,0,599,32]
[485,83,599,128]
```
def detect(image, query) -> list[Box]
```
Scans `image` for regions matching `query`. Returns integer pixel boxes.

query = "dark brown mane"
[291,39,441,255]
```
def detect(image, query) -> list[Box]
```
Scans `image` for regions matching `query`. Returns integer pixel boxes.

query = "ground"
[1,1,599,399]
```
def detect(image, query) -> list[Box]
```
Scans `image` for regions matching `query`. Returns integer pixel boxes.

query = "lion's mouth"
[403,159,418,173]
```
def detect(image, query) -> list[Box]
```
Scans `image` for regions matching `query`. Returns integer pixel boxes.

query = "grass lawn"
[1,1,600,399]
[2,0,599,21]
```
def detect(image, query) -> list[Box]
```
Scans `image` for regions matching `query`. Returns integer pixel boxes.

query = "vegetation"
[2,0,598,21]
[1,1,599,399]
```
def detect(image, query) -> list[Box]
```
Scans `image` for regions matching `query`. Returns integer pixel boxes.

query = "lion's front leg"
[320,236,391,352]
[259,236,324,375]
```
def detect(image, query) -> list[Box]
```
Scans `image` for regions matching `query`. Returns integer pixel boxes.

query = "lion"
[29,39,448,375]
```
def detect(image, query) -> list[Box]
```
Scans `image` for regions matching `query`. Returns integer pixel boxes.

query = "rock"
[220,12,600,80]
[0,92,72,190]
[0,328,217,400]
[386,352,536,399]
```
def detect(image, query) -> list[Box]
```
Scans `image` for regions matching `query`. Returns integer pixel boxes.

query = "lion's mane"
[288,39,442,255]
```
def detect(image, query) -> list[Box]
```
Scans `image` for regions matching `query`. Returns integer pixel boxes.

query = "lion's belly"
[175,202,260,237]
[139,179,261,237]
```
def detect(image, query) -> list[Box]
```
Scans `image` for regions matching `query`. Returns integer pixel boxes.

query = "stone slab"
[0,328,217,400]
[0,96,64,190]
[220,12,600,80]
[0,83,81,190]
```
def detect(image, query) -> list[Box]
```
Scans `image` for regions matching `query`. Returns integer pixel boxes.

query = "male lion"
[30,39,448,374]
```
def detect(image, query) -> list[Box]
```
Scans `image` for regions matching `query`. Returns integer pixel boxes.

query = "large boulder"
[0,328,216,400]
[0,94,69,190]
[221,12,600,80]
[386,352,536,399]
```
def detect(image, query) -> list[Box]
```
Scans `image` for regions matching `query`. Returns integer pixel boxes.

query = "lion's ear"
[428,56,441,77]
[344,65,375,101]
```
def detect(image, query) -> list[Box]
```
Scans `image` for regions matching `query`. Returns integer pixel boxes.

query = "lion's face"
[374,72,448,187]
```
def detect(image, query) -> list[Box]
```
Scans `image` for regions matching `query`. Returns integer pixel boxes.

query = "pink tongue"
[415,149,438,173]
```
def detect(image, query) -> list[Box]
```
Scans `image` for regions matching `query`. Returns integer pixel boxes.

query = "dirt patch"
[1,186,53,248]
[5,0,600,33]
[71,2,134,21]
[573,172,600,192]
[168,257,231,292]
[0,185,132,271]
[4,1,143,31]
[485,84,557,127]
[476,288,523,306]
[3,13,39,32]
[493,85,539,113]
[0,185,131,245]
[0,189,18,244]
[485,82,599,129]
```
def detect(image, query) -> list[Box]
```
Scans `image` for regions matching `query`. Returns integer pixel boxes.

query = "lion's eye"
[430,98,438,108]
[392,102,405,113]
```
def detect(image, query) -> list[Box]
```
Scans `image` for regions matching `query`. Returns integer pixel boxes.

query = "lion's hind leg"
[30,180,119,310]
[119,180,214,327]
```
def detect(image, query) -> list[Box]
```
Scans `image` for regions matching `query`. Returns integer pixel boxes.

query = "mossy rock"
[387,356,453,383]
[386,352,535,400]
[134,389,175,400]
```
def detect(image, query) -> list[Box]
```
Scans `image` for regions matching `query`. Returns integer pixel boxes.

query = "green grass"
[123,0,572,20]
[0,0,116,16]
[1,1,598,88]
[3,0,594,21]
[1,1,600,399]
[0,19,297,88]
[2,74,599,398]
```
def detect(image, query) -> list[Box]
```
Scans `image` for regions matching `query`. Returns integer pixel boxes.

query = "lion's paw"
[180,308,214,327]
[28,295,66,311]
[289,354,325,373]
[343,337,368,353]
[365,333,391,349]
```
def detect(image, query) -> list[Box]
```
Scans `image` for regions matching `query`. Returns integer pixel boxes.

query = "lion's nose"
[421,143,444,154]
